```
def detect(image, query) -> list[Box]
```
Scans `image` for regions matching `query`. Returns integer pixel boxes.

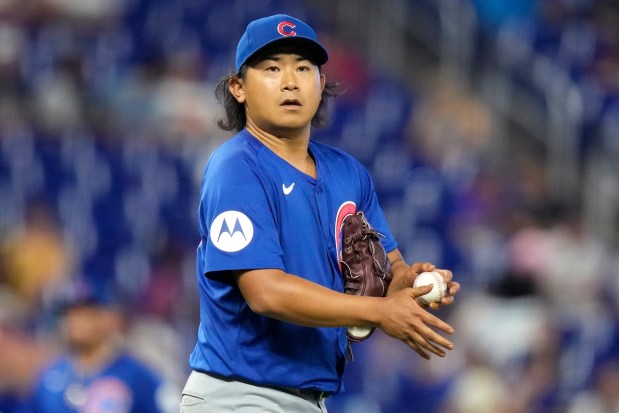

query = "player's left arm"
[386,248,460,310]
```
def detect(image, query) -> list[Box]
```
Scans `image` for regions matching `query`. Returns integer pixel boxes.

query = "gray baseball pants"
[180,370,328,413]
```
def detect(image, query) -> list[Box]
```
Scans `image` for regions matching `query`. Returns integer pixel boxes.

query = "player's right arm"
[234,268,454,359]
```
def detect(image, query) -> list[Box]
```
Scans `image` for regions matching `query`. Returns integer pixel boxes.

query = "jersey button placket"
[316,187,323,195]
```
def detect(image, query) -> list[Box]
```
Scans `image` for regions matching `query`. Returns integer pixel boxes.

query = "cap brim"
[241,37,328,69]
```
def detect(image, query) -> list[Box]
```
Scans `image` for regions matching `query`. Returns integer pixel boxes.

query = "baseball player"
[182,14,460,413]
[26,281,169,413]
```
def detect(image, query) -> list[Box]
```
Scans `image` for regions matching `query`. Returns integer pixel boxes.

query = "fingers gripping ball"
[413,271,447,305]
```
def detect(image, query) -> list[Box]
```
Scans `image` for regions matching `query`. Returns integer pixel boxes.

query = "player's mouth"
[280,99,302,108]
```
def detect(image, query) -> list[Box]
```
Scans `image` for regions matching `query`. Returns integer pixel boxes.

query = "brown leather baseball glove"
[339,211,392,342]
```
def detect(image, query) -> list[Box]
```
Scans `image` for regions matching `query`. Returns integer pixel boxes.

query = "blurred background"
[0,0,618,412]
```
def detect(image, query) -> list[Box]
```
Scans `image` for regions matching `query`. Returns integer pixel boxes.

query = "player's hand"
[387,260,435,295]
[377,286,455,360]
[426,268,460,311]
[391,261,460,310]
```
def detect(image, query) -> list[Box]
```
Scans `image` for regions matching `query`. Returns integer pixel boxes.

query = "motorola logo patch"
[210,211,254,252]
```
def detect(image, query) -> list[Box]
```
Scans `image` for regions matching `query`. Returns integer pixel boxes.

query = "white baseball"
[413,271,447,304]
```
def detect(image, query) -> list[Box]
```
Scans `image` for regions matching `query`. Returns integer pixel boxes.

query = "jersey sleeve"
[197,148,284,277]
[354,160,398,253]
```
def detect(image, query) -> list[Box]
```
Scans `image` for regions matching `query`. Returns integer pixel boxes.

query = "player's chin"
[270,118,313,134]
[278,108,313,121]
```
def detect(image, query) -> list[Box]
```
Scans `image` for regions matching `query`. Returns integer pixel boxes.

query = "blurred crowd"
[0,0,618,412]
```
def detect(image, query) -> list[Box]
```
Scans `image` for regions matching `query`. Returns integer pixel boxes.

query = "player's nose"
[280,68,299,91]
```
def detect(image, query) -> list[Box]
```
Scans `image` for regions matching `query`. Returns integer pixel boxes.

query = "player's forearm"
[235,269,382,328]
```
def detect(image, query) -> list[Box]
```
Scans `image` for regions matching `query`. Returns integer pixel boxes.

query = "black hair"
[215,55,339,132]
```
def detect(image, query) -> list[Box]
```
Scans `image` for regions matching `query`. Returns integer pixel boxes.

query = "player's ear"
[320,73,326,93]
[228,75,246,103]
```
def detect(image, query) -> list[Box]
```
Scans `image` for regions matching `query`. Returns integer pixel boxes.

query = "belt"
[281,387,331,401]
[201,372,331,401]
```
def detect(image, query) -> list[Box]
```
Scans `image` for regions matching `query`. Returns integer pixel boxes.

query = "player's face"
[231,52,326,136]
[62,305,120,353]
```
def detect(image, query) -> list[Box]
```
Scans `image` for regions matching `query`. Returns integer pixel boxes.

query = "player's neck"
[246,123,316,178]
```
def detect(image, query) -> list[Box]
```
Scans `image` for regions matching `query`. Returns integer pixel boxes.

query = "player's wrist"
[349,295,383,328]
[387,261,413,294]
[371,296,389,328]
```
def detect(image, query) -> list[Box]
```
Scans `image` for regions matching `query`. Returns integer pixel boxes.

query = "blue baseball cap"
[55,278,125,314]
[235,14,329,71]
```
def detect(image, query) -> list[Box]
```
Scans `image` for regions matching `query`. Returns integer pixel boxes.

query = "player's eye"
[298,65,311,72]
[265,65,279,72]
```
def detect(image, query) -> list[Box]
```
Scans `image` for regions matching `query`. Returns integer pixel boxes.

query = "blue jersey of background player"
[27,282,168,413]
[29,354,164,413]
[182,14,460,413]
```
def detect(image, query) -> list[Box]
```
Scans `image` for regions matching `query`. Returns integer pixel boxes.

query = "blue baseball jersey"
[0,394,28,413]
[189,129,397,394]
[28,352,165,413]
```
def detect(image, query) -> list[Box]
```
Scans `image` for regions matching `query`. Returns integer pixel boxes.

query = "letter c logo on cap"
[277,21,296,37]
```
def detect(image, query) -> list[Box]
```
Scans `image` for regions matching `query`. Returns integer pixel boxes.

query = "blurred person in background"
[25,279,176,413]
[1,200,75,312]
[0,289,51,413]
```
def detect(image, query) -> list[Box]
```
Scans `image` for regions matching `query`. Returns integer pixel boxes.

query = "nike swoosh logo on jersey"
[282,182,295,195]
